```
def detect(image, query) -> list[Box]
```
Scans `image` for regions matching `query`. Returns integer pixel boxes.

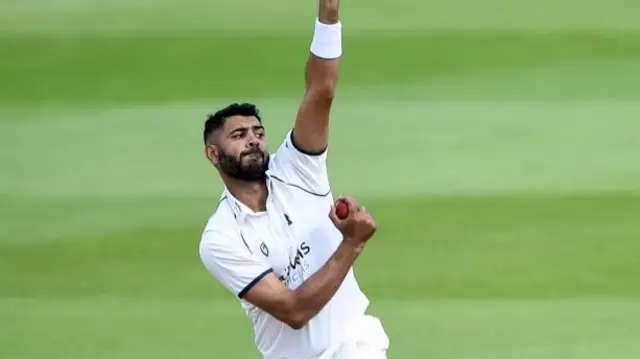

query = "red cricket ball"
[335,198,349,220]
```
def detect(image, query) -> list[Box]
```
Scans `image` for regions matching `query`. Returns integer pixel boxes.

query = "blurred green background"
[2,0,640,358]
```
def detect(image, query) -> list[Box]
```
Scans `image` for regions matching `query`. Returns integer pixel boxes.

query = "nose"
[247,133,260,148]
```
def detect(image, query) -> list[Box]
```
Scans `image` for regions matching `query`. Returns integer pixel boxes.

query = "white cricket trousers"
[316,315,389,359]
[325,341,388,359]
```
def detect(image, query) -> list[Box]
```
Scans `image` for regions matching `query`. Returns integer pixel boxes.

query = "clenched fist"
[329,196,377,247]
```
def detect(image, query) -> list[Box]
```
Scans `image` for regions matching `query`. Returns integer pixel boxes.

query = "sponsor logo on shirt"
[279,242,311,287]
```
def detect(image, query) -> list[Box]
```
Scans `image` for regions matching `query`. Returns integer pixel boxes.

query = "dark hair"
[203,103,262,144]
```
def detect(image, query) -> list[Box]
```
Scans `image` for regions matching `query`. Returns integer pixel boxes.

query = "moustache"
[241,148,263,158]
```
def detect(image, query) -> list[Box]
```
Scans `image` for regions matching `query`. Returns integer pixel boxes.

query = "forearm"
[292,0,342,153]
[290,240,361,325]
[318,0,339,24]
[306,0,341,86]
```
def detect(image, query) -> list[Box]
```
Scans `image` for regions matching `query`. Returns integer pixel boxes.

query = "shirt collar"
[222,171,275,224]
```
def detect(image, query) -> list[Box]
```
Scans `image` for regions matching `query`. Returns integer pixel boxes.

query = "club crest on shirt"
[260,242,269,257]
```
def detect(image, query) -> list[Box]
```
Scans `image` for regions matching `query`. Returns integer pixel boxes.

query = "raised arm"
[292,0,341,154]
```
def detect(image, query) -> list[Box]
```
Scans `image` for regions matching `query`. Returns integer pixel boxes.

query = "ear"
[204,144,219,167]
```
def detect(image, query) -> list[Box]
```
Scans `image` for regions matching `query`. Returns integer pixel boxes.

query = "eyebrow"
[228,125,264,135]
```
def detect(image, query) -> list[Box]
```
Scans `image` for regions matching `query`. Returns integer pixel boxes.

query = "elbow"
[286,314,309,330]
[281,296,310,330]
[308,82,336,102]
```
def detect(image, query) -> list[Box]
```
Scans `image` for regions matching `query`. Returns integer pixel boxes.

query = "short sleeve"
[268,129,330,196]
[199,230,273,299]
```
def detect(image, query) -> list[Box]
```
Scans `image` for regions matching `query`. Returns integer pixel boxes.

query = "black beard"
[218,148,269,182]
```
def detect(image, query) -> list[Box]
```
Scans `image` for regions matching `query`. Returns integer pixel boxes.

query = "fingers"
[328,205,342,227]
[338,195,360,218]
[357,205,372,220]
[359,206,376,231]
[331,196,378,243]
[334,195,375,222]
[336,196,375,222]
[337,195,357,207]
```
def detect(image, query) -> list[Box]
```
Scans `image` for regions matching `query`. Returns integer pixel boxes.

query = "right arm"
[244,240,362,330]
[199,197,376,330]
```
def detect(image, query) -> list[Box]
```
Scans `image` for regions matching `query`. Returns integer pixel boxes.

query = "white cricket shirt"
[199,129,370,359]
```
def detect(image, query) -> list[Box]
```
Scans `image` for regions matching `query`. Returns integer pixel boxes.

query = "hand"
[329,196,377,246]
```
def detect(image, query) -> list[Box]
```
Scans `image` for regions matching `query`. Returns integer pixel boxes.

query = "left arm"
[292,0,341,154]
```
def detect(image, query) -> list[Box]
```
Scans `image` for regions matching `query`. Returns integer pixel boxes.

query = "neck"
[225,178,268,212]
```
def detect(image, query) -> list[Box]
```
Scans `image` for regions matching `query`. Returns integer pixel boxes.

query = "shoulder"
[199,195,240,252]
[202,194,235,231]
[198,200,250,279]
[198,197,273,299]
[268,129,331,196]
[277,128,329,161]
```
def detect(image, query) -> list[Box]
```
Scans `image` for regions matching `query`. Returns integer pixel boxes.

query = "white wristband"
[309,18,342,59]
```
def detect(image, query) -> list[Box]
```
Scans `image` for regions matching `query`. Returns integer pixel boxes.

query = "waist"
[260,309,366,359]
[297,314,389,359]
[258,282,370,359]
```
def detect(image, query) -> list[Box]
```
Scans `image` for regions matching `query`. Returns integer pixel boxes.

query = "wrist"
[310,17,342,59]
[338,238,365,256]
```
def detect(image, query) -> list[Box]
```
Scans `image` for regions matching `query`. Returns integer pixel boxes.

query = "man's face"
[207,115,269,182]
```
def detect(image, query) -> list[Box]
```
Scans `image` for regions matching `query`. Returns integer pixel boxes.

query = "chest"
[240,207,341,289]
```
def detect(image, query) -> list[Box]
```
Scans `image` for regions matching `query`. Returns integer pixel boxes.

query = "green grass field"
[2,0,640,358]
